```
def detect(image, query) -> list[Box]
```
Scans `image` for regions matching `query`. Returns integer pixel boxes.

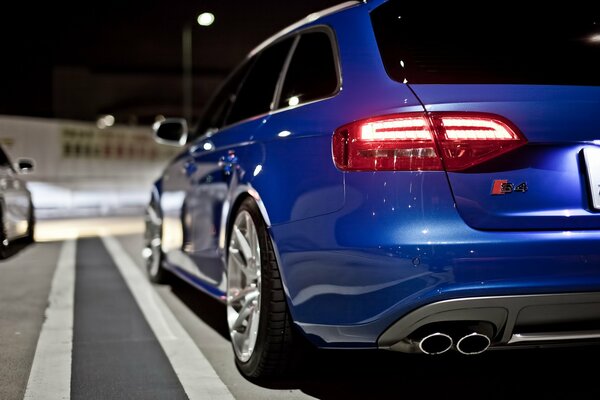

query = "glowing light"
[203,142,214,151]
[441,117,515,140]
[288,96,300,107]
[96,114,115,129]
[589,34,600,43]
[142,248,153,259]
[277,130,292,138]
[197,12,215,26]
[360,117,430,140]
[253,165,263,177]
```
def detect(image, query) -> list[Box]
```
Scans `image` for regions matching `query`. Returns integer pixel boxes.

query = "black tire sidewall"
[232,198,286,377]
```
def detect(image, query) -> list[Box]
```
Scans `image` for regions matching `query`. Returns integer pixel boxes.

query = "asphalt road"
[2,226,600,399]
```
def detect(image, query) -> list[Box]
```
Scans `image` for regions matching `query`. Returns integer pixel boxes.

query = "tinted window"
[227,38,294,124]
[371,2,600,85]
[278,31,338,108]
[194,61,252,138]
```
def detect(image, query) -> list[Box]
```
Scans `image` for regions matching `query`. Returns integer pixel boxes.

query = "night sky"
[1,0,342,121]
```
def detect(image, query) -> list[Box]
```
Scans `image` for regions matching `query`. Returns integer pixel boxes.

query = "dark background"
[1,0,341,124]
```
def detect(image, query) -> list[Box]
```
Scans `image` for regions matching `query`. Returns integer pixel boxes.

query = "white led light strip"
[361,118,431,140]
[441,118,514,140]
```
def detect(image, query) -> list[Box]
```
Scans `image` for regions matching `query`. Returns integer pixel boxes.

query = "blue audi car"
[145,0,600,378]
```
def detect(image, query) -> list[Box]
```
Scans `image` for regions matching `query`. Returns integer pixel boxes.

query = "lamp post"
[182,12,215,123]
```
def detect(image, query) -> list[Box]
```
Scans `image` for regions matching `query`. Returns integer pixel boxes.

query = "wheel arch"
[220,186,294,309]
[220,185,273,257]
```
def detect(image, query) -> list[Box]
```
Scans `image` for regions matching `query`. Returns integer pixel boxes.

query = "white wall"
[0,116,179,219]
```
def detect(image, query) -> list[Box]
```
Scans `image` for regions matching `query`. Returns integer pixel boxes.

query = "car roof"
[248,1,361,58]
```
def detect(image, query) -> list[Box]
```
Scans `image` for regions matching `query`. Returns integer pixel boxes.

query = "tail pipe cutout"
[392,321,495,355]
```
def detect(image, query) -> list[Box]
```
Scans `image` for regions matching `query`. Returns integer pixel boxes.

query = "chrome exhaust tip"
[418,332,453,355]
[456,332,491,355]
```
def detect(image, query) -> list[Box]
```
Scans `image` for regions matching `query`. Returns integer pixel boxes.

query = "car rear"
[367,1,600,352]
[274,1,600,354]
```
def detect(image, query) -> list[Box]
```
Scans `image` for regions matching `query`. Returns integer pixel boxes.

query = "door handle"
[182,160,197,176]
[218,150,238,176]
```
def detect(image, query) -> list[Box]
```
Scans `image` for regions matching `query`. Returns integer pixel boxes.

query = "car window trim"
[272,25,342,113]
[191,57,256,141]
[271,35,300,112]
[192,25,342,142]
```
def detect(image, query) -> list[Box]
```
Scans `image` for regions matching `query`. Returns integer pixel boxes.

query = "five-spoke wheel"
[226,198,297,378]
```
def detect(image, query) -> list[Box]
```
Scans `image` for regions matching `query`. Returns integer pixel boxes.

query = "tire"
[144,203,169,283]
[226,198,297,379]
[23,199,35,245]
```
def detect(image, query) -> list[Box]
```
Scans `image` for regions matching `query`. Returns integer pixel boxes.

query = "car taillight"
[333,112,526,171]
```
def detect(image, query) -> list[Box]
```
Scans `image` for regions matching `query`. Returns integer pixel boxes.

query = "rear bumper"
[276,224,600,348]
[378,292,600,352]
[271,171,600,348]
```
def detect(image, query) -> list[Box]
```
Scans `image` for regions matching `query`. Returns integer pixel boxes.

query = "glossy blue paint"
[271,181,600,345]
[410,84,600,230]
[151,1,600,350]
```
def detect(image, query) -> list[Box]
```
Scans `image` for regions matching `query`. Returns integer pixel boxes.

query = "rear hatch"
[370,1,600,230]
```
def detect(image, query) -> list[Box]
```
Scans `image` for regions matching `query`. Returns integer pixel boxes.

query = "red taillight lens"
[431,114,526,171]
[333,112,526,171]
[333,113,443,171]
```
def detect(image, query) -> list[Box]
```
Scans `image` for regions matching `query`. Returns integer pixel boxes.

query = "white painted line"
[101,235,234,400]
[24,239,76,400]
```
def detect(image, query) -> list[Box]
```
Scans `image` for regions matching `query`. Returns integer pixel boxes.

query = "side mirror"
[153,118,188,146]
[16,158,35,173]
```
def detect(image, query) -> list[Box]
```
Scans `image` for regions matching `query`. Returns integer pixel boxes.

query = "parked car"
[145,0,600,378]
[0,145,35,259]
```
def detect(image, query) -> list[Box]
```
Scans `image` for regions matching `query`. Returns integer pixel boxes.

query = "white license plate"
[583,147,600,211]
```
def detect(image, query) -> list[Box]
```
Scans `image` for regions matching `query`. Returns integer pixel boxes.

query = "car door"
[161,37,295,295]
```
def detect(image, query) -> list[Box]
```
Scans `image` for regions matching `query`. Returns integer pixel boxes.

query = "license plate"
[583,147,600,211]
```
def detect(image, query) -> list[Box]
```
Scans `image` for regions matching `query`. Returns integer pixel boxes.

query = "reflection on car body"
[144,0,600,379]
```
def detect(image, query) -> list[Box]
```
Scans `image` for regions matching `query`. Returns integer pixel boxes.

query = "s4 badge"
[491,180,528,195]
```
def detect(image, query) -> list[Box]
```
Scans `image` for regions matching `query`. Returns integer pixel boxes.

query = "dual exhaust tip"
[418,331,491,355]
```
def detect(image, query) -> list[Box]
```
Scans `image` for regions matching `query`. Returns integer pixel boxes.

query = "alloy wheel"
[227,210,262,362]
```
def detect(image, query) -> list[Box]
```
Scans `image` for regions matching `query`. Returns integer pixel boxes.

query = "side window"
[226,37,294,125]
[278,31,338,109]
[194,60,253,138]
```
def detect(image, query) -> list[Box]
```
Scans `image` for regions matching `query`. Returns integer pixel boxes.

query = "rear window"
[371,2,600,85]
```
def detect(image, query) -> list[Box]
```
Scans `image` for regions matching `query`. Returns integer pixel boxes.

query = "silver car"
[0,145,34,259]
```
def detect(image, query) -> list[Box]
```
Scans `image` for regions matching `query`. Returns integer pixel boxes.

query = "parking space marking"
[101,235,234,400]
[24,239,76,400]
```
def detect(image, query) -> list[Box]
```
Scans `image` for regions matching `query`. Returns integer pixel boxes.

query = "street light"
[182,12,215,123]
[197,12,215,27]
